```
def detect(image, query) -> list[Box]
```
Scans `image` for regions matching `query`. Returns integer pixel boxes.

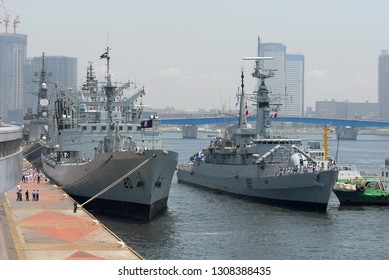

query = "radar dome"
[289,153,308,168]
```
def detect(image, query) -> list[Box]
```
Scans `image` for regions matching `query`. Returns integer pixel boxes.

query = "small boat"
[182,125,198,138]
[335,126,358,140]
[333,159,389,206]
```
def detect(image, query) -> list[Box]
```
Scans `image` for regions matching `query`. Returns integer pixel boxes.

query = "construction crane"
[13,15,20,34]
[0,0,19,34]
[2,15,9,33]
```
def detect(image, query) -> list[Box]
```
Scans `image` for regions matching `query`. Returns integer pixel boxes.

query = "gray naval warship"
[22,53,50,168]
[177,42,338,212]
[41,48,178,220]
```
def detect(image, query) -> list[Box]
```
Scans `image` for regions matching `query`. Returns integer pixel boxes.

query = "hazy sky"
[4,0,389,111]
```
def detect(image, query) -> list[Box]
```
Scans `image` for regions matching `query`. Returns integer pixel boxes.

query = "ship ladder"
[79,153,156,207]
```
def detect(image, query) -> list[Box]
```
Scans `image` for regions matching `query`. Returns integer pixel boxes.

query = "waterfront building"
[0,120,23,194]
[378,50,389,120]
[315,100,379,120]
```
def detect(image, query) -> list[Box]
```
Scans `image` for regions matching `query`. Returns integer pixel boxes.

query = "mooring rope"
[80,153,156,207]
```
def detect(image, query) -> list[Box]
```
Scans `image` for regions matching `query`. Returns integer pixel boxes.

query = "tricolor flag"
[245,101,248,116]
[271,112,278,118]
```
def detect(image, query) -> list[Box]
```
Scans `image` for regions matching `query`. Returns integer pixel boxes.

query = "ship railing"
[47,156,90,165]
[259,164,333,178]
[177,162,194,172]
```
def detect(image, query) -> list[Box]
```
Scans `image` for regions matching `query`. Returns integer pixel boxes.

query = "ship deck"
[0,179,143,260]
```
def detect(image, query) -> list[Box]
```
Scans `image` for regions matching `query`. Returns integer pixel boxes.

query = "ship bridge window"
[137,126,141,131]
[128,126,132,131]
[119,126,123,131]
[82,126,87,131]
[102,126,106,131]
[110,125,114,130]
[92,126,97,131]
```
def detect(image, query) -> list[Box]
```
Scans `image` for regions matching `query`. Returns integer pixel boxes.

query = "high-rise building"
[25,55,78,114]
[315,100,378,120]
[285,54,304,116]
[378,50,389,120]
[258,38,304,117]
[0,33,27,122]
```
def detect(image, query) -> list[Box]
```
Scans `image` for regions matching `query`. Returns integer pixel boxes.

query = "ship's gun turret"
[256,145,281,164]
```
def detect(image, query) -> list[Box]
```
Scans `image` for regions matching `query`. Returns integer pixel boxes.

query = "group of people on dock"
[16,184,40,202]
[21,170,45,184]
[17,167,45,202]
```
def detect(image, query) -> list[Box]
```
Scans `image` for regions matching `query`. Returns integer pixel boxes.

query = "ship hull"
[22,120,47,168]
[182,125,198,139]
[334,189,389,206]
[42,149,178,220]
[23,142,44,168]
[335,126,358,140]
[177,163,338,212]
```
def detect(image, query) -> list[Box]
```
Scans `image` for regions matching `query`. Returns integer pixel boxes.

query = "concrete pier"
[0,180,142,260]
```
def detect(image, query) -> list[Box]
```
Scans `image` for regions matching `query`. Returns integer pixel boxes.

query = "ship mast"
[36,52,49,120]
[238,69,246,128]
[82,62,98,94]
[243,37,274,137]
[243,58,274,137]
[100,47,116,135]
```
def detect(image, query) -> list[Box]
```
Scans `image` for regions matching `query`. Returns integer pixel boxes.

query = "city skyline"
[3,0,389,112]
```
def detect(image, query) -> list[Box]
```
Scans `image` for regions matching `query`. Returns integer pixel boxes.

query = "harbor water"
[96,132,389,260]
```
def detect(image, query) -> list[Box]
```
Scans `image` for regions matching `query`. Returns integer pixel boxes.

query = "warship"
[22,53,50,168]
[41,48,178,220]
[177,40,338,212]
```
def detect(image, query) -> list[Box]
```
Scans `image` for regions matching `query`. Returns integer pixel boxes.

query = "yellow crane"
[323,124,332,160]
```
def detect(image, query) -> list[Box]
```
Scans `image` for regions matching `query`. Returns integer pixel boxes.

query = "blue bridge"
[159,116,389,128]
[158,116,389,139]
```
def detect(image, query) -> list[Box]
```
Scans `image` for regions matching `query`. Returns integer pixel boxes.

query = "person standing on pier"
[25,190,29,201]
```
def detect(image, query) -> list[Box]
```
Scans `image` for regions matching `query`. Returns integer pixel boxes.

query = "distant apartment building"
[315,100,379,120]
[25,55,78,114]
[0,33,27,122]
[378,50,389,120]
[258,39,304,117]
